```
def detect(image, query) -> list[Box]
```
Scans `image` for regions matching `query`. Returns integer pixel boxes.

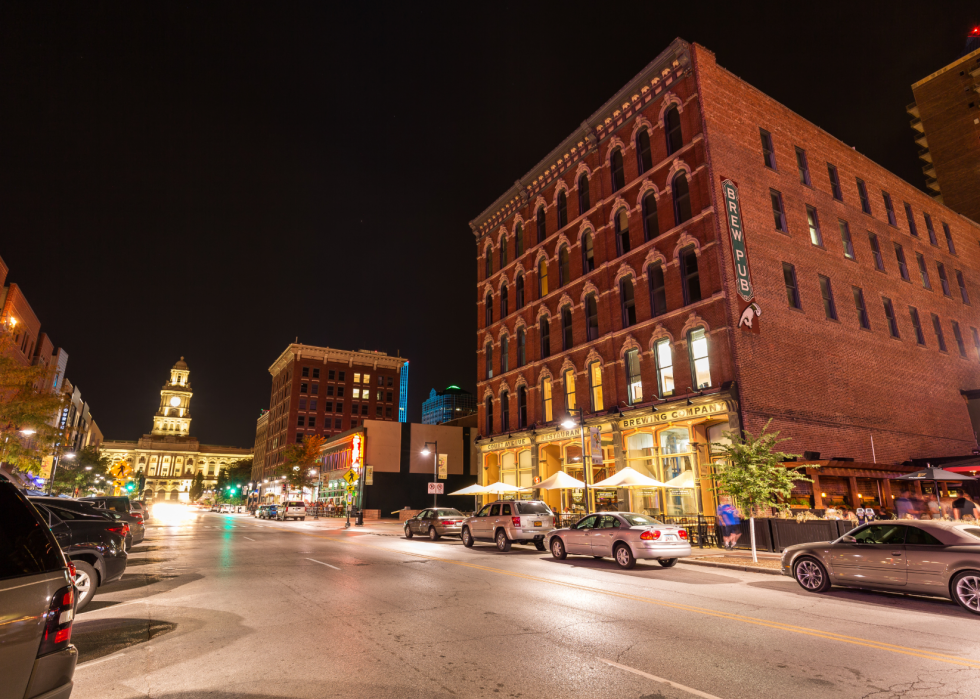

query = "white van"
[278,501,307,521]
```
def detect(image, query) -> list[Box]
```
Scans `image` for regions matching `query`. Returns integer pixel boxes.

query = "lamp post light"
[421,441,439,507]
[562,409,592,515]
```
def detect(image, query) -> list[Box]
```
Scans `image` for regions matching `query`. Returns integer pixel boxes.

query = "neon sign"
[351,434,362,472]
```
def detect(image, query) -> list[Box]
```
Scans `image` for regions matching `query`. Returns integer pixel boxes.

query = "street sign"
[343,469,358,485]
[437,454,447,479]
[346,484,356,494]
[427,482,444,494]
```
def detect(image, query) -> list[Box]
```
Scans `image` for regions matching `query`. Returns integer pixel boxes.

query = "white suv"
[461,500,554,551]
[277,501,307,521]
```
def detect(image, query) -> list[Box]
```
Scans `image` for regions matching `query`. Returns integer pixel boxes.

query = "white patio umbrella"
[519,471,585,491]
[664,470,696,489]
[447,484,488,496]
[589,466,668,489]
[484,481,522,494]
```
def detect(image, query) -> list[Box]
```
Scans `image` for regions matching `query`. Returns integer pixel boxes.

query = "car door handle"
[891,552,902,556]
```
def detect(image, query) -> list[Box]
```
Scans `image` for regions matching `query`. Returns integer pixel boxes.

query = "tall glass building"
[421,385,477,425]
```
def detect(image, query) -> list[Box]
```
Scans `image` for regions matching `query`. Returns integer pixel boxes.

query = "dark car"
[0,482,78,699]
[78,495,131,515]
[30,501,128,612]
[404,508,466,540]
[30,497,144,548]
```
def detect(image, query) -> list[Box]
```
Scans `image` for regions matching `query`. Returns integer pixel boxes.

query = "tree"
[219,458,253,504]
[189,472,205,501]
[278,435,325,498]
[215,467,229,502]
[49,445,111,496]
[712,419,811,562]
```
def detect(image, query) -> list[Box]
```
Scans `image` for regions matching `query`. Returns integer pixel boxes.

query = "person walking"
[717,497,742,551]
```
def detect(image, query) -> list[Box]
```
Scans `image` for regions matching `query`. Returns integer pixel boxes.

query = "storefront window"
[500,450,533,499]
[661,428,696,516]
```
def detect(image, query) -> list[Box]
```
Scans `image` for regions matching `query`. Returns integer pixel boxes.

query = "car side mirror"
[841,535,857,543]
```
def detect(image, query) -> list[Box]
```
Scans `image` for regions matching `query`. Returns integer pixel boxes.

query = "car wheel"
[72,560,99,612]
[951,571,980,615]
[614,544,637,569]
[404,525,413,539]
[794,556,831,593]
[550,537,567,560]
[461,527,474,548]
[534,540,546,551]
[429,527,440,541]
[495,529,512,552]
[657,558,678,568]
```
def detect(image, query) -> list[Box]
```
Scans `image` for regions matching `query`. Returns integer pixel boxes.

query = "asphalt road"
[69,510,980,699]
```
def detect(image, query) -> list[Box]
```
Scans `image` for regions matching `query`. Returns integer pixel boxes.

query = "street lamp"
[562,409,593,515]
[421,441,439,507]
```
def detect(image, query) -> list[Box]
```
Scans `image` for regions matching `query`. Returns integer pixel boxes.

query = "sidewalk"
[680,547,785,575]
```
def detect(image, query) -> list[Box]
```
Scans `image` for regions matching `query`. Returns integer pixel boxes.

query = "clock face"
[170,396,181,407]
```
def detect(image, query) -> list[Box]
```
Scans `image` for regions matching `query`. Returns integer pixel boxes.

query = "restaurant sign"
[619,401,728,429]
[721,179,754,303]
[482,436,532,452]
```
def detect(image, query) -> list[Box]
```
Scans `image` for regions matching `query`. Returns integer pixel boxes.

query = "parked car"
[260,504,278,520]
[31,496,143,548]
[461,500,554,551]
[98,510,145,546]
[404,508,466,540]
[79,494,131,515]
[30,500,128,611]
[130,500,151,519]
[782,520,980,614]
[277,501,306,521]
[546,512,692,569]
[0,482,78,699]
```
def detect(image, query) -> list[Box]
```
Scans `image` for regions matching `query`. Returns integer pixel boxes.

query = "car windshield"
[516,502,551,515]
[620,513,662,526]
[435,509,462,517]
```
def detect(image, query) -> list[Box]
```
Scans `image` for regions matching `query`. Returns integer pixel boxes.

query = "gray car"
[781,520,980,614]
[404,508,465,540]
[461,500,554,551]
[546,512,692,569]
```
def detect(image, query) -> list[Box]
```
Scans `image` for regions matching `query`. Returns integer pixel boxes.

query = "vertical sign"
[365,465,374,485]
[437,454,448,479]
[721,179,754,302]
[589,426,603,463]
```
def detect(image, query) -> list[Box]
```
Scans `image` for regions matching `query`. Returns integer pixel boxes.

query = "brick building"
[469,39,980,517]
[255,344,408,482]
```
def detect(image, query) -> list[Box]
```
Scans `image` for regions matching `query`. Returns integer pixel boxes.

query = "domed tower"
[151,357,193,435]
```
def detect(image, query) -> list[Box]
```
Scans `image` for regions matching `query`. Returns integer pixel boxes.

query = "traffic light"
[125,482,135,492]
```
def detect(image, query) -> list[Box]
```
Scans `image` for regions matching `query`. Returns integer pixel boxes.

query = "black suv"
[78,495,131,514]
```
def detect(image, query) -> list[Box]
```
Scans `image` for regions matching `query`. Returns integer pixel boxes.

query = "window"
[300,382,308,394]
[972,327,980,361]
[895,244,910,281]
[648,264,666,317]
[673,173,692,224]
[557,191,568,229]
[309,399,317,411]
[299,398,307,410]
[296,434,304,443]
[485,342,493,380]
[610,149,625,192]
[558,245,570,286]
[925,213,938,246]
[680,247,701,305]
[689,328,711,389]
[328,370,335,380]
[760,128,775,168]
[856,178,871,214]
[541,377,553,422]
[538,258,548,297]
[770,189,787,232]
[943,222,956,254]
[536,206,546,243]
[585,293,599,341]
[869,232,884,271]
[302,367,309,377]
[827,163,843,200]
[615,209,630,256]
[620,277,636,327]
[311,383,318,395]
[665,106,682,155]
[517,386,527,428]
[655,338,674,397]
[500,390,509,430]
[819,275,837,320]
[642,192,659,241]
[500,236,507,268]
[578,174,590,213]
[354,373,361,383]
[957,270,970,304]
[386,406,392,418]
[516,223,524,257]
[327,385,335,396]
[636,129,652,174]
[561,305,574,349]
[559,369,575,413]
[335,417,342,429]
[883,298,900,338]
[297,415,305,427]
[500,284,508,318]
[485,246,493,277]
[904,203,918,237]
[582,231,595,272]
[376,405,382,417]
[308,416,316,428]
[910,306,925,345]
[938,262,951,296]
[589,361,603,412]
[516,274,525,308]
[313,368,319,379]
[932,314,947,351]
[806,206,823,246]
[386,391,392,402]
[783,263,801,308]
[953,321,967,357]
[883,192,897,226]
[485,397,494,434]
[795,147,811,185]
[625,348,642,405]
[337,386,345,397]
[917,253,931,289]
[853,286,870,329]
[517,328,526,367]
[485,292,493,326]
[500,335,509,373]
[839,220,855,260]
[539,317,550,358]
[325,402,333,413]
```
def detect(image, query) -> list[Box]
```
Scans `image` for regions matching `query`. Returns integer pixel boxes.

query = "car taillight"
[37,584,74,656]
[107,524,130,537]
[131,513,144,523]
[640,529,662,540]
[678,529,688,539]
[512,517,521,527]
[67,561,76,579]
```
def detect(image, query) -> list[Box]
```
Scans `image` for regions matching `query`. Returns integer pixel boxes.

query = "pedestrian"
[717,497,742,551]
[953,495,979,520]
[894,490,914,519]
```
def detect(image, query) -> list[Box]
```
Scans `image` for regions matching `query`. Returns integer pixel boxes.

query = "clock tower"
[152,357,193,435]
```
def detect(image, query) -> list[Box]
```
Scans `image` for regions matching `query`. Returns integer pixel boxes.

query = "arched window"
[625,348,643,405]
[541,376,553,423]
[585,292,599,341]
[516,274,525,308]
[539,316,551,358]
[665,106,682,155]
[654,338,674,397]
[558,245,570,286]
[689,328,711,389]
[582,231,595,272]
[578,173,590,214]
[636,129,653,175]
[500,236,508,268]
[615,209,631,256]
[536,206,547,243]
[501,335,509,374]
[610,149,625,192]
[515,224,524,257]
[501,390,510,431]
[485,245,493,278]
[485,396,494,435]
[538,258,549,298]
[642,192,659,241]
[620,277,636,327]
[589,361,604,412]
[561,305,573,350]
[517,328,526,367]
[557,191,568,229]
[517,386,528,428]
[485,342,493,380]
[500,284,509,319]
[673,173,692,224]
[680,246,701,304]
[648,263,666,317]
[564,368,577,412]
[485,292,493,326]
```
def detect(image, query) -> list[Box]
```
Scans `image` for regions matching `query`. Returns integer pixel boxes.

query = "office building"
[422,385,477,425]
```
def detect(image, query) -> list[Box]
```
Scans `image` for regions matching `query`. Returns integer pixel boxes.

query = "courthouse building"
[470,39,980,517]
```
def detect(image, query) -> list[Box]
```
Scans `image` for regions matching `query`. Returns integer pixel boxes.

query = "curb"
[679,558,784,576]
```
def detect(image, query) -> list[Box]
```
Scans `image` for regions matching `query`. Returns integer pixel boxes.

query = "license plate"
[665,535,676,541]
[534,521,543,527]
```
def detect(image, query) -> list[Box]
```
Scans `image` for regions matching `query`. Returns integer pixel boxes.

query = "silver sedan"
[404,508,466,540]
[546,512,692,569]
[782,520,980,614]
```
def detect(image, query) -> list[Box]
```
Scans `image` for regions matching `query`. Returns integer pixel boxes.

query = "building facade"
[101,357,252,501]
[470,39,980,518]
[422,385,477,425]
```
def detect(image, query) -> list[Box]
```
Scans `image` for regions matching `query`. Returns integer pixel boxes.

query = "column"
[847,477,861,511]
[810,473,823,509]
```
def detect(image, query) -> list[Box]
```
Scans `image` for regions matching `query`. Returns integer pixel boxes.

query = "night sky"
[1,3,977,448]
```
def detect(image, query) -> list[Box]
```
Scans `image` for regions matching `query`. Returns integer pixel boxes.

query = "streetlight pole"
[562,409,591,515]
[422,441,439,508]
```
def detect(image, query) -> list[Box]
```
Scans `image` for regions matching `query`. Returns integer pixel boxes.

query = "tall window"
[539,316,550,358]
[485,397,493,435]
[610,149,625,192]
[585,293,599,341]
[795,147,811,185]
[500,236,508,268]
[582,231,595,272]
[943,222,956,255]
[515,274,525,308]
[620,277,636,327]
[642,192,659,241]
[578,173,590,213]
[909,306,926,345]
[972,327,980,361]
[868,232,884,271]
[760,128,775,168]
[485,292,493,326]
[538,258,549,297]
[853,286,870,329]
[561,305,573,350]
[500,284,509,318]
[937,262,951,296]
[517,328,526,366]
[556,191,568,229]
[895,244,910,281]
[673,173,692,224]
[952,321,967,357]
[541,377,553,423]
[827,163,843,200]
[883,192,897,226]
[680,247,701,305]
[665,106,682,155]
[924,213,938,246]
[904,203,918,237]
[819,275,837,320]
[839,220,855,260]
[500,335,509,374]
[625,348,643,405]
[770,189,787,232]
[957,270,970,305]
[806,205,823,246]
[783,263,800,308]
[536,206,547,244]
[916,253,931,289]
[856,178,871,214]
[485,342,493,379]
[589,362,603,412]
[648,264,666,317]
[485,246,493,278]
[636,129,652,174]
[689,328,711,389]
[932,314,947,351]
[655,338,674,397]
[517,386,527,428]
[883,298,900,338]
[615,209,630,256]
[501,390,510,430]
[564,369,576,411]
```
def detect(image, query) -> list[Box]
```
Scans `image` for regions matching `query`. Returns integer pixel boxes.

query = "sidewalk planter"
[722,518,860,553]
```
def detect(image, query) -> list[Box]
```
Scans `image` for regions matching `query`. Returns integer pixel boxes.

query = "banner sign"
[365,465,373,485]
[721,179,754,302]
[438,454,447,479]
[589,426,603,462]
